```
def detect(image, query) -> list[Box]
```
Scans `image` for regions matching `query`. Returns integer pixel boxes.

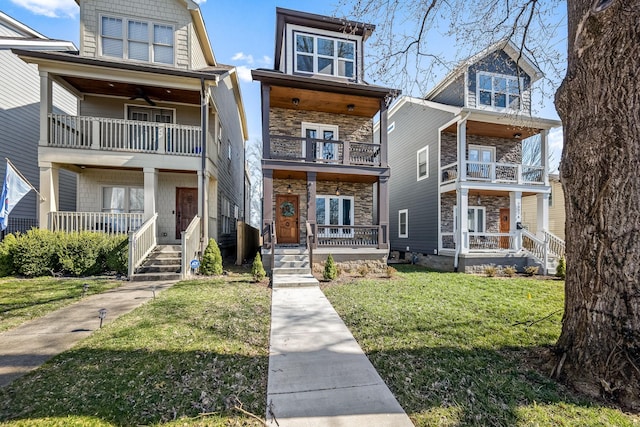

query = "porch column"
[536,193,550,237]
[197,170,210,239]
[379,98,389,167]
[38,162,58,229]
[378,175,390,248]
[143,167,157,222]
[458,188,469,254]
[540,129,549,185]
[307,172,316,247]
[457,118,467,181]
[261,84,271,159]
[510,191,523,250]
[263,169,273,242]
[39,71,52,147]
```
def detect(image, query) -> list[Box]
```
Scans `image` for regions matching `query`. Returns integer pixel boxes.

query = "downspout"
[453,111,471,272]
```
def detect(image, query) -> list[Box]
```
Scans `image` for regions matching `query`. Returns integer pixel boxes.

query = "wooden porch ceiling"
[61,76,201,105]
[270,85,381,117]
[273,169,378,184]
[444,120,541,139]
[441,188,538,197]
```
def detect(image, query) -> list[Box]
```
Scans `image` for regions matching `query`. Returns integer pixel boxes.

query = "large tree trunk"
[555,0,640,411]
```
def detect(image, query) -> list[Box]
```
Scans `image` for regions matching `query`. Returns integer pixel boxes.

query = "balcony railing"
[48,211,144,235]
[314,225,385,247]
[440,232,516,251]
[48,114,202,157]
[268,135,381,167]
[440,161,545,185]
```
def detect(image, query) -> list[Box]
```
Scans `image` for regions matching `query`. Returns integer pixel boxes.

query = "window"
[468,145,495,178]
[316,195,354,237]
[302,122,338,160]
[227,140,232,160]
[453,206,486,233]
[417,146,429,180]
[295,32,355,78]
[217,120,223,158]
[101,15,173,64]
[398,209,408,238]
[477,72,522,110]
[102,186,143,213]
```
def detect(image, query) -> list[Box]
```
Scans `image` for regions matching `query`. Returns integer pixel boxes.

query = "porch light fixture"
[292,97,300,106]
[513,133,522,139]
[287,175,292,194]
[347,104,355,112]
[477,195,481,205]
[335,179,341,196]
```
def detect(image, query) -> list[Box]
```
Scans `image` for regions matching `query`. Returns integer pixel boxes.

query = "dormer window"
[294,32,355,78]
[100,15,174,65]
[477,72,522,110]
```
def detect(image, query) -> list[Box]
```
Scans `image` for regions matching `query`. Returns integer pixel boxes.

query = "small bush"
[386,265,398,278]
[323,254,337,281]
[357,264,370,277]
[251,252,266,282]
[103,235,129,274]
[503,265,517,277]
[524,265,539,276]
[484,265,497,277]
[0,233,18,277]
[201,238,222,275]
[13,228,62,277]
[60,232,108,276]
[556,256,566,279]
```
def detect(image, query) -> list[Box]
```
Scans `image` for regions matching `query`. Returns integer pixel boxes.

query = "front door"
[276,194,299,244]
[176,187,198,239]
[500,208,510,249]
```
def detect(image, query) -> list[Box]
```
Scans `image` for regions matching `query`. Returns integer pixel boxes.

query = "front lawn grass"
[324,265,639,426]
[0,275,271,426]
[0,277,124,333]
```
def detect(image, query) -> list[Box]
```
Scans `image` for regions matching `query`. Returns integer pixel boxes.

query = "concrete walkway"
[0,280,175,387]
[266,287,414,427]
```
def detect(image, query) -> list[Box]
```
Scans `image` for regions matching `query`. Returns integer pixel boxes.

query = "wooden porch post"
[458,188,469,254]
[261,84,271,159]
[38,162,59,230]
[510,191,523,250]
[536,193,550,236]
[540,129,549,186]
[378,175,390,249]
[39,71,52,147]
[379,98,389,167]
[307,172,316,248]
[263,169,273,244]
[457,118,467,181]
[143,167,157,222]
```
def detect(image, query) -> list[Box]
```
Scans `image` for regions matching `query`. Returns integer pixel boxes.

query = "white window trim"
[301,122,339,159]
[454,205,486,234]
[101,185,144,213]
[124,104,176,123]
[417,145,429,181]
[316,195,355,237]
[99,13,175,65]
[468,144,496,162]
[398,209,408,238]
[476,71,524,112]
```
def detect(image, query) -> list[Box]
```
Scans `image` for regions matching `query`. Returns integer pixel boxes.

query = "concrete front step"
[272,274,319,288]
[274,254,308,262]
[143,257,181,266]
[132,272,182,282]
[274,261,310,268]
[137,264,181,274]
[273,248,308,255]
[273,267,312,275]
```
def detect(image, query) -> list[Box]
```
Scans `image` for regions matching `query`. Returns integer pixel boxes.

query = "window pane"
[479,90,492,106]
[128,21,148,42]
[342,199,351,225]
[507,78,520,94]
[129,188,144,212]
[317,38,334,56]
[296,34,313,53]
[306,129,317,139]
[154,45,173,64]
[296,54,313,72]
[338,60,354,78]
[469,149,479,161]
[102,38,123,57]
[400,212,407,235]
[154,25,172,45]
[337,41,354,59]
[418,149,427,177]
[102,17,122,37]
[316,198,325,224]
[477,209,484,232]
[318,57,333,75]
[508,95,520,109]
[494,92,506,108]
[323,130,334,140]
[479,74,492,90]
[494,77,507,92]
[467,209,475,232]
[129,41,149,61]
[481,150,492,162]
[329,198,339,225]
[103,187,125,212]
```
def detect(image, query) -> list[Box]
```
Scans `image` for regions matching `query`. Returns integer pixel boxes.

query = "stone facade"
[269,107,373,142]
[441,132,522,166]
[440,192,511,233]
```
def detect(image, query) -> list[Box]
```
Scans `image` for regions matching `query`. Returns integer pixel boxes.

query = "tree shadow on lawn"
[0,348,268,426]
[367,344,623,426]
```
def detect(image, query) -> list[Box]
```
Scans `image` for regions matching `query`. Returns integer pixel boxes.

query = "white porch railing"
[48,114,202,156]
[181,216,201,279]
[440,161,545,185]
[522,228,548,274]
[49,211,143,235]
[315,225,380,247]
[440,232,516,251]
[543,230,565,259]
[128,213,157,279]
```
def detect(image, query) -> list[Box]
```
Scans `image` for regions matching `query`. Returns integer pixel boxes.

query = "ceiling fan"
[129,87,156,106]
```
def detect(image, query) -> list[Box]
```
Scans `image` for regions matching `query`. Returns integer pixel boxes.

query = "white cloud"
[236,65,252,83]
[232,52,254,64]
[10,0,77,18]
[260,55,272,65]
[193,0,206,3]
[548,127,564,173]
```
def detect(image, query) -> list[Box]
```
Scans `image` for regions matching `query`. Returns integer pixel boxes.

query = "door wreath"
[280,201,295,217]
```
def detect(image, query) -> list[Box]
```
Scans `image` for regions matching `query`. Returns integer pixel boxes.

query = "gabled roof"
[425,39,543,101]
[273,7,375,70]
[0,11,77,51]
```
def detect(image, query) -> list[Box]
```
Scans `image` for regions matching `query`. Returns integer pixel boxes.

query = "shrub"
[386,265,398,278]
[251,252,266,282]
[201,238,222,275]
[556,256,566,279]
[13,228,62,277]
[524,265,539,276]
[323,254,337,281]
[484,265,497,277]
[103,235,128,275]
[0,233,18,277]
[60,232,107,276]
[503,265,517,277]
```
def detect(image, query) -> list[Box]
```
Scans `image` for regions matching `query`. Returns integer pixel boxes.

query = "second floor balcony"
[267,134,383,167]
[46,114,202,157]
[440,161,545,186]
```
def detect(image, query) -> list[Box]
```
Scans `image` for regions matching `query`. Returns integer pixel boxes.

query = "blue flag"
[0,162,32,231]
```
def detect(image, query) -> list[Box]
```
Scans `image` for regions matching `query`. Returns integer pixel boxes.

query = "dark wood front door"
[276,194,299,244]
[176,187,198,239]
[500,208,510,249]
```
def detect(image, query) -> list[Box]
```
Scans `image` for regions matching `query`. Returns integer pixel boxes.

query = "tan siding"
[521,179,565,239]
[80,95,200,125]
[189,24,208,69]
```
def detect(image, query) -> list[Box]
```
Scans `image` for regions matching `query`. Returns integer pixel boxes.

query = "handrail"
[48,211,143,235]
[542,230,565,259]
[128,213,157,279]
[267,134,382,166]
[440,160,545,185]
[521,228,548,274]
[181,215,201,279]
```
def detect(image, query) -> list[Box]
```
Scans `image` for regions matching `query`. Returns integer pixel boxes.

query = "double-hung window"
[316,195,354,237]
[453,206,486,233]
[295,32,355,79]
[102,186,144,232]
[398,209,408,238]
[417,146,429,180]
[468,145,495,179]
[477,72,522,110]
[101,16,174,65]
